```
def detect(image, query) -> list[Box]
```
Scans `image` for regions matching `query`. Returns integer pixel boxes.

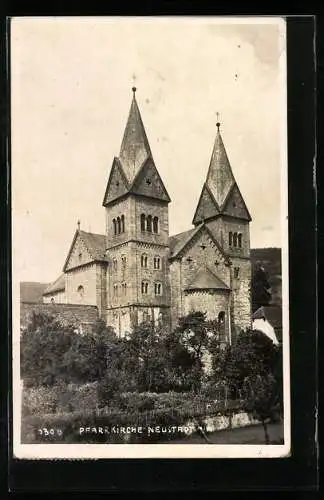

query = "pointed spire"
[205,120,235,208]
[119,87,153,184]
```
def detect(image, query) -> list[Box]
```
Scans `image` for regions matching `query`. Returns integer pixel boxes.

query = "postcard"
[11,15,290,459]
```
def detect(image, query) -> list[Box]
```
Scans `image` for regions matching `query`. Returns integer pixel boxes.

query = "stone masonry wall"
[230,257,252,336]
[65,233,93,271]
[43,290,66,304]
[96,263,108,317]
[65,263,98,306]
[184,290,230,339]
[169,227,231,330]
[134,197,169,246]
[206,218,250,257]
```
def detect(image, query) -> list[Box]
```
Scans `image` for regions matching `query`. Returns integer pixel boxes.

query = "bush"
[22,381,100,416]
[22,385,59,416]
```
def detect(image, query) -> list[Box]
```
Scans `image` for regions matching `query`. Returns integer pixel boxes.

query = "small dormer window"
[116,181,120,187]
[146,178,152,185]
[78,252,82,261]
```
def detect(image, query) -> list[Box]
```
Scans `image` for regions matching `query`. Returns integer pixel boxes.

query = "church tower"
[102,88,171,336]
[192,119,252,335]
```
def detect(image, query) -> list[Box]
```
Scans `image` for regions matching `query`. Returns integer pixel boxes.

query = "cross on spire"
[132,74,137,95]
[216,111,220,129]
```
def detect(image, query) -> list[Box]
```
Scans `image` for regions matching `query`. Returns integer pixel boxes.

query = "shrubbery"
[20,311,283,444]
[22,381,100,416]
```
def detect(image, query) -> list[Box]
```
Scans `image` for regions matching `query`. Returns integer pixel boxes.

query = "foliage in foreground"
[21,311,283,444]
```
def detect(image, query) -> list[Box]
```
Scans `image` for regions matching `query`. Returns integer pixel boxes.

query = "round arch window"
[77,285,84,298]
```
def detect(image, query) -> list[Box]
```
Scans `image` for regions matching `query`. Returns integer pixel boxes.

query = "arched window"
[113,258,118,272]
[122,282,127,296]
[117,217,121,235]
[77,285,84,298]
[50,297,55,303]
[141,281,149,294]
[238,233,242,248]
[233,232,238,247]
[141,253,148,268]
[113,218,117,235]
[218,311,225,324]
[121,215,125,233]
[121,254,127,268]
[147,215,152,232]
[218,311,226,341]
[140,214,146,232]
[234,267,240,279]
[113,283,118,296]
[229,231,233,246]
[155,282,162,295]
[154,256,161,270]
[153,216,159,234]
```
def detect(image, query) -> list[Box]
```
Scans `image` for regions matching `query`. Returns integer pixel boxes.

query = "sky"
[11,17,287,283]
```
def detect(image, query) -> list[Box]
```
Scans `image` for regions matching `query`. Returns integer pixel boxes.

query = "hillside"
[251,248,282,307]
[20,282,49,303]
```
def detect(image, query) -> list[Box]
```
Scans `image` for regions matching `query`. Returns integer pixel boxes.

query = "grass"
[169,422,284,444]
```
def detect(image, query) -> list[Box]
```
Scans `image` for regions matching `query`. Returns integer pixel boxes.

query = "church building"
[43,87,252,342]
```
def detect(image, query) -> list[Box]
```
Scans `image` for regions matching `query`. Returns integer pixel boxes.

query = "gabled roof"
[185,267,230,291]
[79,230,107,261]
[20,282,49,303]
[103,89,170,206]
[252,305,282,331]
[129,156,171,202]
[221,182,252,221]
[192,182,220,226]
[169,226,202,258]
[63,230,108,272]
[119,90,153,185]
[168,223,230,263]
[102,157,130,206]
[205,124,235,208]
[43,274,65,296]
[20,303,99,331]
[193,123,252,224]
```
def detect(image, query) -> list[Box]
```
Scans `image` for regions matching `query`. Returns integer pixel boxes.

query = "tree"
[220,329,282,443]
[21,312,119,387]
[252,265,272,312]
[21,312,77,386]
[242,373,278,444]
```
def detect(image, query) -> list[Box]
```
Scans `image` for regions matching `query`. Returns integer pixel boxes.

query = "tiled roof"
[43,274,65,295]
[103,91,170,205]
[252,305,282,330]
[79,230,108,261]
[20,302,99,330]
[205,125,236,207]
[186,267,229,291]
[169,226,201,258]
[119,92,153,185]
[20,282,49,303]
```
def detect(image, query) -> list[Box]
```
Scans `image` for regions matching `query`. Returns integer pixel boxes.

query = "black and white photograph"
[11,16,289,459]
